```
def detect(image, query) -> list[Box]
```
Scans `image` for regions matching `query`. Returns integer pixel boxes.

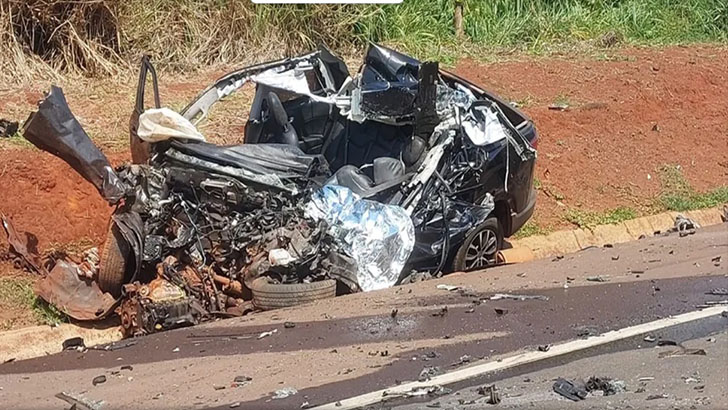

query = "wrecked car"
[15,44,537,336]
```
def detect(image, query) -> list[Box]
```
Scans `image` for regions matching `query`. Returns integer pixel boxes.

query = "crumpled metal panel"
[306,185,415,292]
[34,260,115,321]
[22,86,127,203]
[1,214,45,274]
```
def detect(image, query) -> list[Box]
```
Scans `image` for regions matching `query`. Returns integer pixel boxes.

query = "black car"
[21,44,537,334]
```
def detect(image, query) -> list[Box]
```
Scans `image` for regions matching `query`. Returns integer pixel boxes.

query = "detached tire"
[98,224,130,297]
[251,278,336,311]
[452,217,503,272]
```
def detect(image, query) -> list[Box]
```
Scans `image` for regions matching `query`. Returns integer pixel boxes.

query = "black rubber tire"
[452,217,504,272]
[98,224,130,297]
[251,278,337,311]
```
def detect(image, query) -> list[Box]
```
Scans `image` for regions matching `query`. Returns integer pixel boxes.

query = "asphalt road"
[1,224,726,410]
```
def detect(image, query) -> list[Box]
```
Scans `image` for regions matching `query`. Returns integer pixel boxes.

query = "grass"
[0,277,67,329]
[513,221,552,239]
[2,0,727,80]
[564,206,638,229]
[657,165,728,212]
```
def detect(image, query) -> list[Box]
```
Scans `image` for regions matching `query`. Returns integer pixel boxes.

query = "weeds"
[564,206,637,229]
[657,165,728,212]
[513,221,551,239]
[0,277,67,328]
[2,0,727,80]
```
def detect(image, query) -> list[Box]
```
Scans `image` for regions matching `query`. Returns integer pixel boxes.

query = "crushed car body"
[13,44,538,336]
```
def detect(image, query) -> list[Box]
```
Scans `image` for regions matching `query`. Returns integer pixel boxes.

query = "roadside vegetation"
[657,165,728,212]
[1,0,726,81]
[0,276,66,329]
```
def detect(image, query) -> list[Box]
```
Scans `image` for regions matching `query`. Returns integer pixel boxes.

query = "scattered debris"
[548,103,570,111]
[611,255,620,261]
[489,293,549,301]
[55,392,104,410]
[451,355,472,367]
[229,402,241,408]
[707,288,728,296]
[477,384,501,404]
[384,385,451,399]
[638,376,655,382]
[172,347,180,353]
[390,309,398,318]
[284,322,296,329]
[258,329,278,339]
[120,365,133,371]
[646,393,669,400]
[586,275,610,282]
[553,378,587,401]
[657,340,677,346]
[91,340,138,351]
[437,284,459,291]
[91,375,106,386]
[575,326,598,338]
[643,335,656,343]
[674,215,699,237]
[418,366,442,382]
[62,337,85,351]
[537,344,551,352]
[494,308,508,316]
[432,306,448,317]
[272,387,298,399]
[232,375,252,388]
[585,376,626,396]
[659,348,707,358]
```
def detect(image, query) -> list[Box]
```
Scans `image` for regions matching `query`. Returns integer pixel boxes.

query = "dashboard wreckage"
[6,44,537,336]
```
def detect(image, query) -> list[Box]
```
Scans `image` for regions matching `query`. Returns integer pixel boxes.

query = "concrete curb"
[0,321,122,362]
[510,206,725,259]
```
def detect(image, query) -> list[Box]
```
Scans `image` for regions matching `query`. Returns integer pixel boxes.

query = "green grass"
[564,206,638,229]
[657,165,728,212]
[513,221,552,239]
[0,277,67,328]
[3,0,727,77]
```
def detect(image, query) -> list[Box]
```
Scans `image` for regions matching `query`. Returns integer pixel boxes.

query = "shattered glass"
[306,185,415,291]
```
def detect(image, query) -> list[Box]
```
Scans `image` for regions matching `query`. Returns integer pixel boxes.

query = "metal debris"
[258,329,278,339]
[585,376,626,396]
[232,375,252,388]
[674,215,699,237]
[494,308,508,315]
[537,344,551,352]
[646,393,669,400]
[284,322,296,329]
[477,384,501,405]
[437,284,460,291]
[658,348,707,358]
[92,375,107,386]
[586,275,610,282]
[553,378,587,401]
[418,366,442,382]
[62,337,85,351]
[55,392,104,410]
[0,119,19,137]
[707,287,728,296]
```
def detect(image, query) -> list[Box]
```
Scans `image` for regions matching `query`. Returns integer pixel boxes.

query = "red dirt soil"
[1,45,726,253]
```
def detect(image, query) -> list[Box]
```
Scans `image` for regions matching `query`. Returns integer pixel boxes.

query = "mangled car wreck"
[11,45,537,336]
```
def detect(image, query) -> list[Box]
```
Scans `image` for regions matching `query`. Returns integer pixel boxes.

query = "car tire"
[251,277,336,311]
[98,224,130,297]
[452,217,503,272]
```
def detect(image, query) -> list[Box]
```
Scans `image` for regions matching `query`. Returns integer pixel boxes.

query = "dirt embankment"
[1,45,727,253]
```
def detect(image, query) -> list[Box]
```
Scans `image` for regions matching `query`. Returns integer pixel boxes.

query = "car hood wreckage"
[6,44,537,336]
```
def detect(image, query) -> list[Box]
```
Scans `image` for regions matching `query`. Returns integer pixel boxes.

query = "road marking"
[313,306,727,410]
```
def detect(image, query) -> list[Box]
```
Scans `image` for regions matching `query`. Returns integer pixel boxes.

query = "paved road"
[1,224,726,409]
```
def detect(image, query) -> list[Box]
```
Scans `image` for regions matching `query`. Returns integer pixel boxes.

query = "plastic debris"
[272,387,298,399]
[553,378,587,401]
[258,329,278,339]
[489,293,549,301]
[436,284,460,291]
[92,375,107,386]
[585,376,626,396]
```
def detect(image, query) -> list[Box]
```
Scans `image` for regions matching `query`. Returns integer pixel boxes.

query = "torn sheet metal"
[462,105,509,146]
[137,108,205,142]
[1,214,45,274]
[251,65,335,104]
[22,86,127,203]
[306,185,415,291]
[34,260,116,321]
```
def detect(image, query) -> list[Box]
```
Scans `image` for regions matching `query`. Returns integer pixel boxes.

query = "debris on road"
[55,392,104,410]
[674,215,699,237]
[232,376,252,388]
[489,293,549,301]
[436,284,460,291]
[575,326,598,337]
[258,329,278,339]
[419,366,442,382]
[553,378,588,401]
[91,375,107,386]
[643,335,656,343]
[585,376,626,396]
[432,306,449,317]
[476,384,501,404]
[658,348,707,358]
[272,387,298,399]
[707,287,728,296]
[537,344,551,352]
[384,385,452,399]
[494,308,508,316]
[646,393,669,400]
[284,321,296,329]
[451,355,473,367]
[586,275,610,282]
[62,337,85,351]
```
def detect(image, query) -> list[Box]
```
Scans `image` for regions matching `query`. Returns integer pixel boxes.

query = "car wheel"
[98,224,130,297]
[251,277,336,311]
[452,217,503,272]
